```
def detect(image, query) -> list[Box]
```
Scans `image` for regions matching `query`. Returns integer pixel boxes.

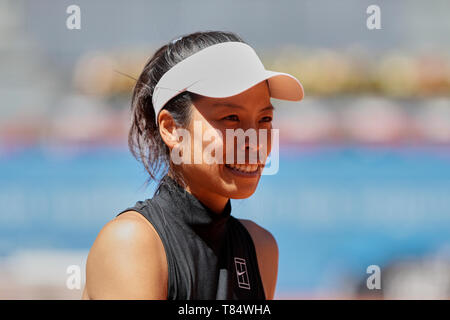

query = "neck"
[167,171,229,215]
[185,184,229,215]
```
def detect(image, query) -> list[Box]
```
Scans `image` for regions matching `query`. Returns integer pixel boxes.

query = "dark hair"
[129,31,245,191]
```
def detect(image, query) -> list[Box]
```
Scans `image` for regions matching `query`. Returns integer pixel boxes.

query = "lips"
[225,163,259,173]
[224,163,264,177]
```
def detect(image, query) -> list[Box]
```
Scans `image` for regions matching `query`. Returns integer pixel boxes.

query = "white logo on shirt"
[234,257,250,290]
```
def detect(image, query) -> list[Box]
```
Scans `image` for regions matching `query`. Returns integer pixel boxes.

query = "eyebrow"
[212,102,275,112]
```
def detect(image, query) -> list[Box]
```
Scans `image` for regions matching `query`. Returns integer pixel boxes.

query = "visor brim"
[186,70,304,102]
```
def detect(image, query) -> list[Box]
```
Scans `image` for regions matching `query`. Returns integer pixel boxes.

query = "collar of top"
[155,175,232,253]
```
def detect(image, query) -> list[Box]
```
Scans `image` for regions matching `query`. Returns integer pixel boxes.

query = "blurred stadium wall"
[0,0,449,299]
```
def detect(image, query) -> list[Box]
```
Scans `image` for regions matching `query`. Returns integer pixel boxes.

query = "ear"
[158,110,179,150]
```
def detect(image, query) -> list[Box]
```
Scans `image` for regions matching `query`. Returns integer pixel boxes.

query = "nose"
[235,130,263,164]
[244,138,259,152]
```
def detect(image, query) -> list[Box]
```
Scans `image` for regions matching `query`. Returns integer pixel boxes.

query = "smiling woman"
[83,31,304,300]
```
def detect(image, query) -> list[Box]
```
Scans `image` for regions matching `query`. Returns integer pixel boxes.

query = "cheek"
[222,131,234,162]
[188,118,226,167]
[267,129,273,155]
[258,127,272,163]
[185,116,218,164]
[202,128,225,165]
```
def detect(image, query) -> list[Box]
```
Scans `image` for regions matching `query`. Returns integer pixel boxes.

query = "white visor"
[152,41,304,123]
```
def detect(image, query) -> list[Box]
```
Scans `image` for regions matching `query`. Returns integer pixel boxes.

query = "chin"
[221,162,263,192]
[183,164,262,199]
[220,177,261,199]
[227,188,258,199]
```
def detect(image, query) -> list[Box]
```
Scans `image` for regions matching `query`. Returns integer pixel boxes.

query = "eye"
[222,115,239,122]
[260,116,273,123]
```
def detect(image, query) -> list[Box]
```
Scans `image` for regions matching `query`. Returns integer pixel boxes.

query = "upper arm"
[239,219,279,300]
[84,211,168,300]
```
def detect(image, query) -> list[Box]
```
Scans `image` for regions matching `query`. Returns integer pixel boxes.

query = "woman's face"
[177,81,273,200]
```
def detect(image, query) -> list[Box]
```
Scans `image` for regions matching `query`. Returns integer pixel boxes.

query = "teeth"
[226,163,259,173]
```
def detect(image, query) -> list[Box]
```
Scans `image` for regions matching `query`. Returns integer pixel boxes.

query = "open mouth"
[224,163,263,177]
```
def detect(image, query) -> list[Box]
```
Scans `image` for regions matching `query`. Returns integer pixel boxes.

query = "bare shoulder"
[84,210,168,299]
[238,218,279,299]
[238,218,278,250]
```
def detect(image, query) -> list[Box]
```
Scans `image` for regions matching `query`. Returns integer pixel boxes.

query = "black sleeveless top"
[117,175,266,300]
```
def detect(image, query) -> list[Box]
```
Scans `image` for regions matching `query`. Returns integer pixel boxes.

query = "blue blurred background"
[0,0,449,299]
